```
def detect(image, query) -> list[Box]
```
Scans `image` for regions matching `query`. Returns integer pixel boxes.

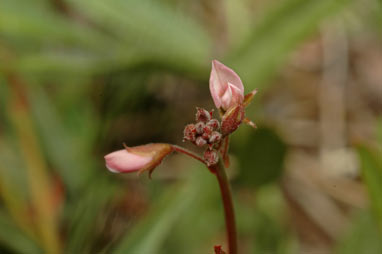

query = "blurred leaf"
[1,0,211,77]
[66,177,119,253]
[0,210,42,254]
[66,0,211,75]
[7,79,61,254]
[252,185,298,254]
[161,168,222,254]
[113,165,214,254]
[229,0,351,89]
[0,1,112,50]
[357,145,382,233]
[25,83,121,253]
[336,210,382,254]
[233,128,287,188]
[26,85,93,194]
[224,0,252,49]
[0,139,37,239]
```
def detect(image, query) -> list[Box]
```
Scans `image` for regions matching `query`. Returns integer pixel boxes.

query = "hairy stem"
[210,160,237,254]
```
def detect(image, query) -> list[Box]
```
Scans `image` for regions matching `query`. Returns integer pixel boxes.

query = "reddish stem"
[221,136,230,168]
[210,160,237,254]
[171,145,206,165]
[172,145,237,253]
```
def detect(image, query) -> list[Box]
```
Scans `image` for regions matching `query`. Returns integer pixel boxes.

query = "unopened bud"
[209,131,222,143]
[204,149,219,166]
[183,124,196,142]
[221,104,245,136]
[105,143,173,177]
[206,119,220,130]
[195,122,205,135]
[202,125,213,139]
[195,107,211,122]
[195,136,207,147]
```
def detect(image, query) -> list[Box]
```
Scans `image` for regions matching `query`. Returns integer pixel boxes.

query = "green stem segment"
[211,160,238,254]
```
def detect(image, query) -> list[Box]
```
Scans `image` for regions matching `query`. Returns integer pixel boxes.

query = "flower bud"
[203,125,213,138]
[209,60,244,111]
[204,149,219,166]
[183,124,196,142]
[206,119,220,130]
[209,131,222,143]
[195,136,207,147]
[221,104,245,136]
[195,107,211,122]
[105,143,173,177]
[195,122,205,135]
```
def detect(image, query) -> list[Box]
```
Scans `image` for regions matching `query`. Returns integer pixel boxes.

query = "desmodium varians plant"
[104,60,257,254]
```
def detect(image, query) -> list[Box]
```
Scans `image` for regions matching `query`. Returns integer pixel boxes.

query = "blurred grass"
[229,0,352,90]
[357,145,382,234]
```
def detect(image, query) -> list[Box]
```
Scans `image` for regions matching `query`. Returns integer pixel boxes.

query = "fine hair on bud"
[206,119,220,130]
[195,136,207,147]
[204,149,219,166]
[195,122,205,134]
[196,107,211,122]
[183,124,196,142]
[209,131,222,143]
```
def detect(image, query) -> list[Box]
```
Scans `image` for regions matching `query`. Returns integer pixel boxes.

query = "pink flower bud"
[105,143,172,177]
[195,122,205,134]
[206,119,220,130]
[209,131,222,143]
[195,136,207,147]
[183,124,196,142]
[221,104,245,136]
[203,125,213,137]
[195,107,211,122]
[105,149,152,173]
[209,60,244,111]
[204,149,219,166]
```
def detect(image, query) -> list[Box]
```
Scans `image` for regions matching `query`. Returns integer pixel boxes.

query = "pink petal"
[104,149,152,173]
[209,60,244,110]
[211,60,244,93]
[209,62,226,108]
[229,83,244,106]
[221,84,233,110]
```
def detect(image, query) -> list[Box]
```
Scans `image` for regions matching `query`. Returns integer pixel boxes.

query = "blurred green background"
[0,0,381,253]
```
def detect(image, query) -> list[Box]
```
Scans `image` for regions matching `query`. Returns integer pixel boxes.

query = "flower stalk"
[210,160,237,254]
[104,60,258,254]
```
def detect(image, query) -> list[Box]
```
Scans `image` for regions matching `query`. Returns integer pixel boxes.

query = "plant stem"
[171,145,206,165]
[211,160,237,254]
[172,144,238,253]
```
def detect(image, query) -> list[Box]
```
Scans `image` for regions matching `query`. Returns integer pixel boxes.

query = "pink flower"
[104,149,152,173]
[104,143,173,176]
[209,60,244,111]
